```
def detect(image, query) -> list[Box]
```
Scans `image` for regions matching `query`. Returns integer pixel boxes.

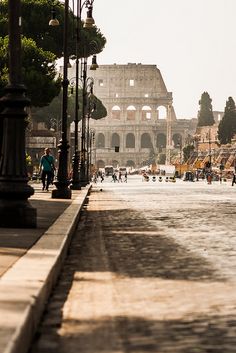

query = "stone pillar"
[166,104,172,165]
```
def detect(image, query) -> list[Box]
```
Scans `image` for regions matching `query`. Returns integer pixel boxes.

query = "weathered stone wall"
[70,63,197,168]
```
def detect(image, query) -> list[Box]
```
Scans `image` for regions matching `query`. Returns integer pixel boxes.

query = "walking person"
[232,172,236,186]
[39,148,55,191]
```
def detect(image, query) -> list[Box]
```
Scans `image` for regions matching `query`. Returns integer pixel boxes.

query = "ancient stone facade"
[70,63,197,168]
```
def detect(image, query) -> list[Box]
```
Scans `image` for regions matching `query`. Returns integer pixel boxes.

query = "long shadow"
[36,314,236,353]
[0,199,70,276]
[29,195,232,352]
[75,198,223,281]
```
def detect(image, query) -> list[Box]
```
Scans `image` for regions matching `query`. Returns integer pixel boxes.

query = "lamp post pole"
[80,57,88,186]
[70,0,96,188]
[0,0,36,227]
[52,0,71,199]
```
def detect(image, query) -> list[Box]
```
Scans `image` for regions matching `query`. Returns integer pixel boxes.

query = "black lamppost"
[0,0,36,227]
[80,57,93,186]
[70,0,96,189]
[50,0,71,199]
[86,93,96,182]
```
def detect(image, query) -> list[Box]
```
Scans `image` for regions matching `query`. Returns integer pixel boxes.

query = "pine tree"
[197,92,215,126]
[218,97,236,145]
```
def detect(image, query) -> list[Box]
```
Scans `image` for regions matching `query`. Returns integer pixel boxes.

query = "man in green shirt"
[39,148,55,191]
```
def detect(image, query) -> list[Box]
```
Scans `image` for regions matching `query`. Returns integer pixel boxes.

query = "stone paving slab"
[29,178,236,353]
[0,185,91,353]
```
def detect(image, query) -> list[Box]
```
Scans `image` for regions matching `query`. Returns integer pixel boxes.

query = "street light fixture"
[0,0,37,227]
[49,0,71,199]
[80,57,95,186]
[48,0,95,195]
[69,0,96,189]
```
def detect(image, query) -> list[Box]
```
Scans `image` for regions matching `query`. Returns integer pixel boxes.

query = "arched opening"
[111,105,121,120]
[126,160,135,167]
[112,160,119,168]
[141,133,152,148]
[173,133,182,148]
[111,133,120,148]
[126,133,135,148]
[126,105,136,121]
[96,133,105,148]
[156,133,166,149]
[157,105,167,119]
[97,160,105,168]
[142,105,152,120]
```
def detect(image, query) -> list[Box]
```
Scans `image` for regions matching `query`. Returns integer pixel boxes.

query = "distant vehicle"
[104,165,114,176]
[159,164,175,176]
[119,166,127,175]
[183,171,195,181]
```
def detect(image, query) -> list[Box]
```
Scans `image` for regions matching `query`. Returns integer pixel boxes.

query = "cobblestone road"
[30,177,236,353]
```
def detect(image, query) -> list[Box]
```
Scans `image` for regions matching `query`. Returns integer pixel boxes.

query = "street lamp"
[49,0,71,199]
[0,0,36,227]
[80,57,95,186]
[86,93,96,182]
[70,0,96,189]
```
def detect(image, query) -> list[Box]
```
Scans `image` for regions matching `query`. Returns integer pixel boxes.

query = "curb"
[0,186,91,353]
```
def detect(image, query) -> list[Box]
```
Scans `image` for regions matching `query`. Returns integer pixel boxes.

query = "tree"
[0,0,106,59]
[182,144,194,163]
[197,91,215,127]
[34,89,107,129]
[218,97,236,145]
[0,36,61,107]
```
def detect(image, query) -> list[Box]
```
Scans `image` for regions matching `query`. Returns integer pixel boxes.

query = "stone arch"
[97,160,105,168]
[141,133,152,148]
[96,133,105,148]
[111,105,121,120]
[173,133,182,148]
[142,105,152,120]
[112,160,119,168]
[126,133,135,148]
[126,105,136,121]
[126,160,135,167]
[111,132,120,147]
[156,133,166,148]
[157,105,167,119]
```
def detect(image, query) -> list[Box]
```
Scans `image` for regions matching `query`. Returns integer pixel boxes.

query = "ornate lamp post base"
[52,181,72,199]
[0,199,36,228]
[70,183,81,190]
[0,182,36,228]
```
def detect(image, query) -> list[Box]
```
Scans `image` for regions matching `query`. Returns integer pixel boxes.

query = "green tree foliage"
[218,97,236,145]
[0,36,61,107]
[0,0,106,59]
[182,144,194,163]
[34,89,107,129]
[197,91,215,127]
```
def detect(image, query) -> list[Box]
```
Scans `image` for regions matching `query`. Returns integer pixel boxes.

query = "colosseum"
[70,62,197,169]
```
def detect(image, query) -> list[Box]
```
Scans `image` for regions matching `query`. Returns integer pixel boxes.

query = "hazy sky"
[89,0,236,118]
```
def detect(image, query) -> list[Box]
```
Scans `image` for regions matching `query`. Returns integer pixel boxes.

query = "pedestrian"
[124,171,128,182]
[232,172,236,186]
[39,148,56,191]
[119,171,122,182]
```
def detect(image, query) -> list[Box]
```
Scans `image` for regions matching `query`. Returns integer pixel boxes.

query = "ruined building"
[70,63,197,168]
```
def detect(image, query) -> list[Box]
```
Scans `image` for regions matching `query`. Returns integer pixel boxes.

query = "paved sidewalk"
[0,183,91,353]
